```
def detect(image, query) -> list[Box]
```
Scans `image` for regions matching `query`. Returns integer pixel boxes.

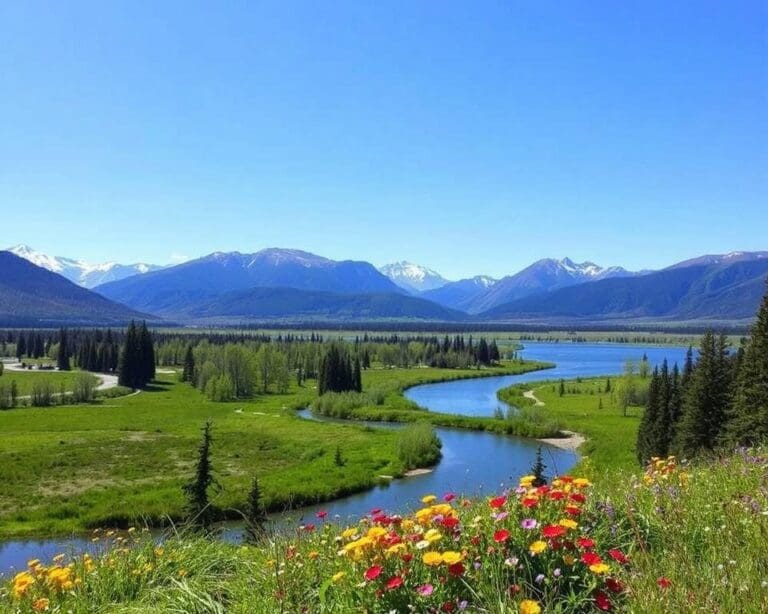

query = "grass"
[0,371,93,397]
[2,449,765,613]
[499,376,650,474]
[0,361,547,539]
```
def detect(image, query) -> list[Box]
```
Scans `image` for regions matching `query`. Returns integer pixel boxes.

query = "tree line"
[637,284,768,463]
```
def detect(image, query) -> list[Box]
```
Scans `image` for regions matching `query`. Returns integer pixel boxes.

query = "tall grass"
[395,421,442,469]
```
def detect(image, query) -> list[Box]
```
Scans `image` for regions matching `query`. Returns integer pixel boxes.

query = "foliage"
[395,422,442,470]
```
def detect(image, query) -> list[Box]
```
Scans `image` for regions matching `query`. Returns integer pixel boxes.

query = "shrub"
[396,421,442,470]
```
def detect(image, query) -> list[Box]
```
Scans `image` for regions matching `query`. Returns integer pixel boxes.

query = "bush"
[311,390,386,418]
[71,373,98,403]
[30,380,55,407]
[396,421,442,470]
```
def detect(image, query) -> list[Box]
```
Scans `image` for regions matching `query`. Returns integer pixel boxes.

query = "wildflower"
[364,565,383,581]
[529,541,547,555]
[607,549,629,564]
[386,576,403,590]
[332,571,346,583]
[605,577,624,593]
[576,537,595,549]
[521,497,539,508]
[489,496,507,509]
[425,528,442,543]
[519,599,542,614]
[535,573,545,584]
[341,527,358,539]
[558,518,578,530]
[416,540,431,549]
[442,550,463,564]
[316,510,328,520]
[542,524,566,538]
[594,589,612,611]
[581,552,602,566]
[589,563,610,574]
[423,551,443,566]
[443,492,456,502]
[521,518,538,530]
[12,571,36,598]
[494,529,510,543]
[657,577,672,589]
[492,511,509,522]
[422,495,437,504]
[32,598,50,612]
[573,478,591,488]
[417,583,434,596]
[448,562,465,576]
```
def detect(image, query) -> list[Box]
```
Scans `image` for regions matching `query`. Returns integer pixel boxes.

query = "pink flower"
[365,566,383,581]
[316,510,328,520]
[417,584,434,596]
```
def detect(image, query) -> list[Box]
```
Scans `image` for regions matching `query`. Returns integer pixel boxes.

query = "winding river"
[0,342,688,576]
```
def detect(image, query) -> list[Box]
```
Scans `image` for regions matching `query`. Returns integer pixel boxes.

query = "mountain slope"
[180,287,465,322]
[7,244,162,288]
[0,251,149,326]
[481,258,768,322]
[468,258,635,313]
[379,261,450,293]
[422,276,497,311]
[95,248,404,315]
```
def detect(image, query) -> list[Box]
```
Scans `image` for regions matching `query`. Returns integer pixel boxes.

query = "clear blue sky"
[1,1,766,279]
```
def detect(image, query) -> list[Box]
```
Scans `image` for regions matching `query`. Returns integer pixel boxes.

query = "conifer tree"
[183,421,216,531]
[636,366,661,465]
[182,345,196,383]
[529,446,547,486]
[724,282,768,445]
[57,328,70,371]
[244,476,268,543]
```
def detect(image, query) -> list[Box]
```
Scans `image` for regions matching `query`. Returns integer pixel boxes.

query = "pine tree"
[636,366,661,465]
[724,282,768,445]
[57,328,70,371]
[118,322,138,388]
[182,345,196,383]
[674,332,731,457]
[183,421,216,530]
[244,476,268,543]
[558,379,565,397]
[530,446,547,486]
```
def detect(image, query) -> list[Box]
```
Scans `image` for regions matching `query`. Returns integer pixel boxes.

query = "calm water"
[0,342,687,576]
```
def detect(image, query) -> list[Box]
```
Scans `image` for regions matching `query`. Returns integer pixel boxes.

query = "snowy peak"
[379,261,450,292]
[666,251,768,270]
[5,245,162,289]
[538,257,630,280]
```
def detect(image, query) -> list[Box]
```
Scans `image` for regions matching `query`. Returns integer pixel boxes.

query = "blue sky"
[1,1,766,279]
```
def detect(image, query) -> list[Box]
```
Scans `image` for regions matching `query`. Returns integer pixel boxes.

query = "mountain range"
[2,246,767,326]
[0,251,146,326]
[6,244,162,288]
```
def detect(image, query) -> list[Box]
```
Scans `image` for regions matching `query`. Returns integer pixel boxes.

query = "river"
[0,342,688,576]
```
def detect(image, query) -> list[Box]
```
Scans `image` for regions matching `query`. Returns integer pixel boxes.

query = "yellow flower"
[341,527,358,539]
[519,599,542,614]
[529,541,547,555]
[573,478,591,488]
[32,597,50,612]
[386,543,407,557]
[332,571,346,583]
[401,519,415,531]
[366,526,387,540]
[442,551,463,565]
[558,518,578,530]
[589,563,610,574]
[12,571,35,598]
[421,494,437,504]
[308,551,319,560]
[422,551,443,566]
[424,528,442,543]
[27,559,41,569]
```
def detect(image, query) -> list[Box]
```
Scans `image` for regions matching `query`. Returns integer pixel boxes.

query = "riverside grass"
[2,450,766,613]
[0,370,90,397]
[0,361,549,539]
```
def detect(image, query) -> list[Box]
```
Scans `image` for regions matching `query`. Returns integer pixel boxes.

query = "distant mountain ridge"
[0,251,147,326]
[481,257,768,323]
[379,261,450,293]
[7,244,162,289]
[466,257,636,313]
[95,248,404,315]
[422,276,498,312]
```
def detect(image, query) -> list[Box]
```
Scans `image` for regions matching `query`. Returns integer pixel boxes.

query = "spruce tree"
[182,345,196,383]
[530,446,547,486]
[724,282,768,445]
[636,366,661,465]
[244,476,268,543]
[57,328,70,371]
[183,421,216,531]
[118,321,138,388]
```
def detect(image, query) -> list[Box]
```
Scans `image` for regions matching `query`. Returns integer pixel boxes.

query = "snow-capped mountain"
[6,245,163,289]
[422,275,498,311]
[379,261,450,293]
[467,257,636,313]
[666,251,768,270]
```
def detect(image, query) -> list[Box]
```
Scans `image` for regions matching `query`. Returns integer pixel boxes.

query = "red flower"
[316,510,328,520]
[548,490,566,500]
[542,524,567,538]
[401,553,413,563]
[564,505,581,516]
[365,566,383,581]
[594,589,612,611]
[521,497,539,508]
[576,537,595,549]
[570,493,586,503]
[448,562,464,576]
[535,485,551,495]
[607,549,629,565]
[303,523,315,532]
[489,496,507,509]
[605,577,625,593]
[657,577,672,589]
[493,529,510,543]
[385,576,403,590]
[581,552,603,566]
[442,516,459,529]
[441,601,455,612]
[443,492,456,502]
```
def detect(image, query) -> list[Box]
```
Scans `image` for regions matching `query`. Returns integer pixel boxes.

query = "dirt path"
[2,361,119,392]
[524,386,586,452]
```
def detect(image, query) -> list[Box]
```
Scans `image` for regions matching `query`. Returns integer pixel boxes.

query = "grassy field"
[499,376,649,474]
[0,370,92,397]
[0,361,546,539]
